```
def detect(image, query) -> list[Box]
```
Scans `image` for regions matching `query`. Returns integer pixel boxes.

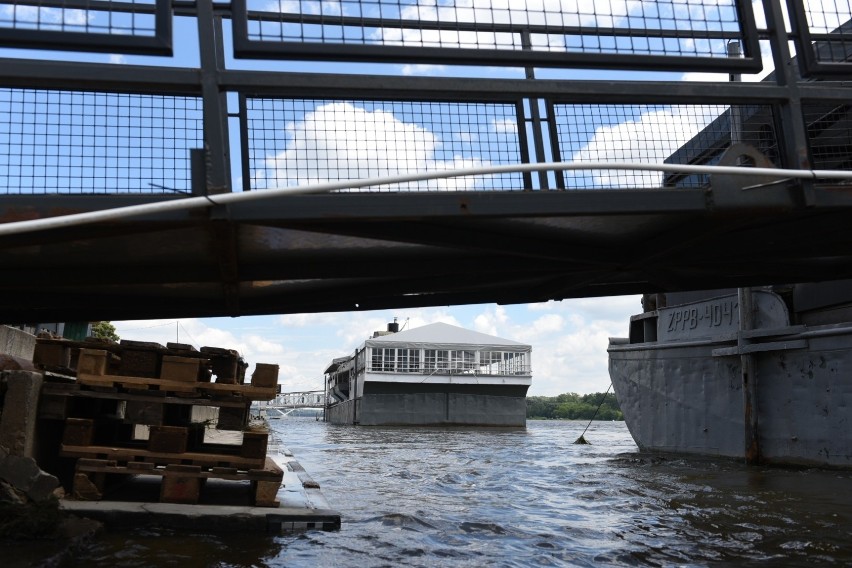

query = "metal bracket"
[708,143,800,210]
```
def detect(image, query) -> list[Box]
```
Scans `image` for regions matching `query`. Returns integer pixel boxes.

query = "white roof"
[364,322,530,352]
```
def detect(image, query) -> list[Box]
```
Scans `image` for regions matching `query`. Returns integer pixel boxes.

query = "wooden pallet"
[76,373,277,401]
[35,338,248,381]
[72,456,283,507]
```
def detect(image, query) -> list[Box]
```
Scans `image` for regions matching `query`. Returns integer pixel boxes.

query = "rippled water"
[76,419,852,567]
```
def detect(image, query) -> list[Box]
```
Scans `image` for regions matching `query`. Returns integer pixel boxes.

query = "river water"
[75,419,852,567]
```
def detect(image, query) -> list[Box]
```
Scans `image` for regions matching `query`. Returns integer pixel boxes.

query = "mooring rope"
[574,382,614,445]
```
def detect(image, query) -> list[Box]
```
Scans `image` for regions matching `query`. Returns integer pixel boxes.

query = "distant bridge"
[1,0,851,322]
[259,391,326,410]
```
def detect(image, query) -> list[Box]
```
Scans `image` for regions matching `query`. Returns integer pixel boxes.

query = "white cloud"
[568,104,726,188]
[244,334,286,356]
[261,102,494,191]
[473,305,509,335]
[265,0,342,16]
[7,5,89,26]
[400,64,448,76]
[108,54,127,64]
[492,118,518,134]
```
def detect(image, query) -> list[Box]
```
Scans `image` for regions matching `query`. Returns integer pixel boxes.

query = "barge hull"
[609,290,852,468]
[327,383,529,426]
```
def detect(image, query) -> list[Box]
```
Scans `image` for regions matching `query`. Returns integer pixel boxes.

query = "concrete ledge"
[59,499,341,534]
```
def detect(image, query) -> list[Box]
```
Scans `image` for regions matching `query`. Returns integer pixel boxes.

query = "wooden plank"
[253,480,281,508]
[196,382,276,400]
[124,400,164,425]
[148,426,188,453]
[75,460,283,483]
[216,406,248,430]
[76,458,117,468]
[42,383,251,408]
[73,472,103,500]
[250,363,279,388]
[61,444,267,469]
[33,342,70,369]
[160,355,201,383]
[240,431,269,459]
[77,373,276,400]
[77,349,108,376]
[62,418,95,446]
[119,341,164,378]
[200,346,242,384]
[248,457,285,480]
[161,464,202,504]
[38,393,71,420]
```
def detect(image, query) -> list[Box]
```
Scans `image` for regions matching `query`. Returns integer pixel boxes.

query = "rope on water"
[574,383,614,445]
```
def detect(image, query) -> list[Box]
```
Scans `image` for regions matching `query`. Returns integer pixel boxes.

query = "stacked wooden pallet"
[34,337,284,507]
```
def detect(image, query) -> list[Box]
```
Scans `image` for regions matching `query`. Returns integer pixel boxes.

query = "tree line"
[526,390,623,421]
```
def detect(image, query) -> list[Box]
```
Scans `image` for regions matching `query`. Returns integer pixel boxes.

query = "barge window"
[370,348,396,371]
[397,348,420,372]
[381,348,395,371]
[371,348,421,372]
[371,348,382,371]
[451,350,475,371]
[425,349,449,370]
[479,351,501,374]
[500,352,519,374]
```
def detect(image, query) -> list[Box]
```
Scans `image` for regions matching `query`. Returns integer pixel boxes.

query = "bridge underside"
[2,176,850,323]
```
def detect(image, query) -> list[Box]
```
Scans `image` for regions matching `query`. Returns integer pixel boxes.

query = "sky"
[4,0,838,395]
[112,296,643,397]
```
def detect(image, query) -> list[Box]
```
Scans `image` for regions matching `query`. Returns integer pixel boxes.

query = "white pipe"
[1,160,851,237]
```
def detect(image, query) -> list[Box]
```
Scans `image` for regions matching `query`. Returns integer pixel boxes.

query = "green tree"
[90,321,119,342]
[527,390,623,421]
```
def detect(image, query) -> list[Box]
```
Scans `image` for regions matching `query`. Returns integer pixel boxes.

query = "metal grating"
[804,100,852,178]
[0,0,171,54]
[0,89,203,195]
[233,0,762,73]
[244,98,526,192]
[551,103,777,189]
[789,0,852,76]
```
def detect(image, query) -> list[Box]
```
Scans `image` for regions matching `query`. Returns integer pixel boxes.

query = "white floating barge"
[324,321,532,426]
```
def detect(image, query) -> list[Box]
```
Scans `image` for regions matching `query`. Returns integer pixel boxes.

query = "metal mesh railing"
[551,103,777,189]
[0,0,170,53]
[234,0,760,71]
[0,89,203,195]
[801,0,852,61]
[0,0,155,35]
[790,0,852,75]
[804,100,852,176]
[244,98,525,192]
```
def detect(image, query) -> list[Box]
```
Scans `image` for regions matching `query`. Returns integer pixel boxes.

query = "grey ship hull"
[608,288,852,467]
[326,382,529,427]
